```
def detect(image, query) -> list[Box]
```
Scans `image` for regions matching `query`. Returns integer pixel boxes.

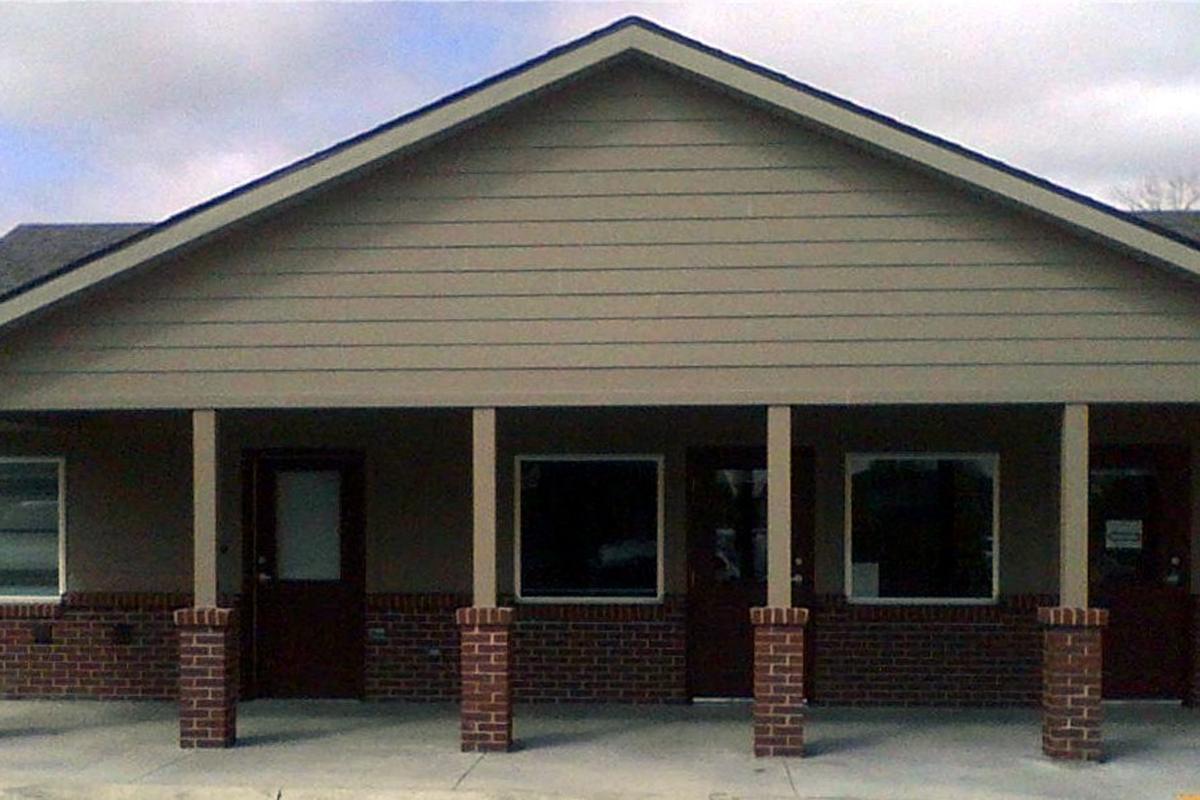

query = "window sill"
[846,596,999,606]
[0,596,64,619]
[516,595,663,605]
[0,595,63,605]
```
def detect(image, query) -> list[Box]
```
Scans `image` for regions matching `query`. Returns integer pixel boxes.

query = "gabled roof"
[0,223,150,298]
[3,16,1199,331]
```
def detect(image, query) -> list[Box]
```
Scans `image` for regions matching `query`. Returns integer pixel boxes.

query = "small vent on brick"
[31,623,53,645]
[111,623,135,646]
[367,627,387,643]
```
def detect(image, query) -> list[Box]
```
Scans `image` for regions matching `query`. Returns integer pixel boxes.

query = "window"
[0,459,65,599]
[516,456,663,601]
[846,454,997,603]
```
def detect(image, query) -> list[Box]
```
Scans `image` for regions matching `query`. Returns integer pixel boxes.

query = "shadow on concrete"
[516,721,661,750]
[236,729,335,747]
[804,731,893,757]
[1103,735,1159,761]
[0,727,59,739]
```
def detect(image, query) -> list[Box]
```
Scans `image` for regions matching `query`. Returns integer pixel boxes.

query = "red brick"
[176,607,237,749]
[810,594,1047,707]
[750,607,807,758]
[1039,606,1106,762]
[1188,595,1199,709]
[0,593,185,700]
[459,607,514,752]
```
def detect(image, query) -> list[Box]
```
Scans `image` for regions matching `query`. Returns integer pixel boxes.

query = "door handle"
[257,572,273,585]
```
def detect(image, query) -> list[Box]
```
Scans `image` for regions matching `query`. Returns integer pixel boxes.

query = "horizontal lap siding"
[3,63,1200,408]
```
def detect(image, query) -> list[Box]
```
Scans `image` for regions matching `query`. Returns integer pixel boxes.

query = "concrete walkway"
[0,700,1197,799]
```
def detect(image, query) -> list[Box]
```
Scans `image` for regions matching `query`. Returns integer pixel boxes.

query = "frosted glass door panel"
[276,470,341,581]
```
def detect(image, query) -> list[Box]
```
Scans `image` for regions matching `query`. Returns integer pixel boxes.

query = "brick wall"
[0,593,187,700]
[511,596,687,703]
[365,593,464,700]
[810,594,1051,706]
[366,594,687,704]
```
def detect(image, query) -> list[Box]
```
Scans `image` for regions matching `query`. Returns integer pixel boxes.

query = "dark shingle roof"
[0,223,151,299]
[1133,211,1200,244]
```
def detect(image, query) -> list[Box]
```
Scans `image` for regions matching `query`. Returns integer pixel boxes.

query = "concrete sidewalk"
[0,700,1197,799]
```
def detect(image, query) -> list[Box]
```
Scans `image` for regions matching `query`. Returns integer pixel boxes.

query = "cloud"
[545,3,1200,201]
[0,3,435,230]
[1,2,1197,232]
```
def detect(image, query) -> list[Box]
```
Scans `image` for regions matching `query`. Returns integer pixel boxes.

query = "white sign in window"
[1104,519,1143,551]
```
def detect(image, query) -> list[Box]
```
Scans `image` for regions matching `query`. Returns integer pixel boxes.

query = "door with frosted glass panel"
[250,454,364,698]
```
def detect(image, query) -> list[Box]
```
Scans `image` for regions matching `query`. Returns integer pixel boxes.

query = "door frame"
[240,448,367,700]
[684,445,815,699]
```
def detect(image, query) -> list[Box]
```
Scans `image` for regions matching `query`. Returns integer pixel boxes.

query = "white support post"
[1059,404,1089,608]
[192,409,219,609]
[472,408,498,608]
[767,405,793,608]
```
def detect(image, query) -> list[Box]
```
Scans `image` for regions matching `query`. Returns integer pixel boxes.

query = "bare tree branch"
[1111,174,1200,211]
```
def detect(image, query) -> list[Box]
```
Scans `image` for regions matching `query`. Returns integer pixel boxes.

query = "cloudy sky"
[1,2,1197,234]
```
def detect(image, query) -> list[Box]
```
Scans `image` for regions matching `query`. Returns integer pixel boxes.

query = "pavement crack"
[784,759,799,797]
[452,753,485,790]
[130,750,193,784]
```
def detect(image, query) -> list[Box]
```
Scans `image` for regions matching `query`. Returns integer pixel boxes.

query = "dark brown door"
[1089,445,1191,699]
[248,453,365,698]
[686,447,814,698]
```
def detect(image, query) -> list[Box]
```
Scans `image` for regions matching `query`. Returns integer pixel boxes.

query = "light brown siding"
[2,62,1199,409]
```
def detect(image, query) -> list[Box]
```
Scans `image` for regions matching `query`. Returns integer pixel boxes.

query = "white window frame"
[0,456,67,603]
[844,452,1000,605]
[514,454,665,604]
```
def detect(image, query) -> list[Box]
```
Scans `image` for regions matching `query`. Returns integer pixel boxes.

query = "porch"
[1,403,1198,761]
[1,699,1198,799]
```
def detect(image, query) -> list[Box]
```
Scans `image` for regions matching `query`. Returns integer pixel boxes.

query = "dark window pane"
[0,461,60,596]
[850,456,995,599]
[520,458,659,598]
[710,469,767,584]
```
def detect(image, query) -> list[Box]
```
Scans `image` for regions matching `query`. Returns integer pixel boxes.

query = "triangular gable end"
[1,16,1198,334]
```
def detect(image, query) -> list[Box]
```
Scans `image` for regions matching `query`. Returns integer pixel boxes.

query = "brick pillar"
[175,607,238,749]
[750,606,808,758]
[1038,606,1107,761]
[1189,595,1200,708]
[457,606,513,752]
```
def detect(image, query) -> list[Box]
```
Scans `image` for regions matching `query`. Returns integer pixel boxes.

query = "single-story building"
[1,17,1197,762]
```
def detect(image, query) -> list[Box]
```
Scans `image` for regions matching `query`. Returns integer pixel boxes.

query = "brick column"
[457,606,513,752]
[175,607,238,749]
[751,606,808,757]
[1189,595,1200,708]
[1038,606,1107,761]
